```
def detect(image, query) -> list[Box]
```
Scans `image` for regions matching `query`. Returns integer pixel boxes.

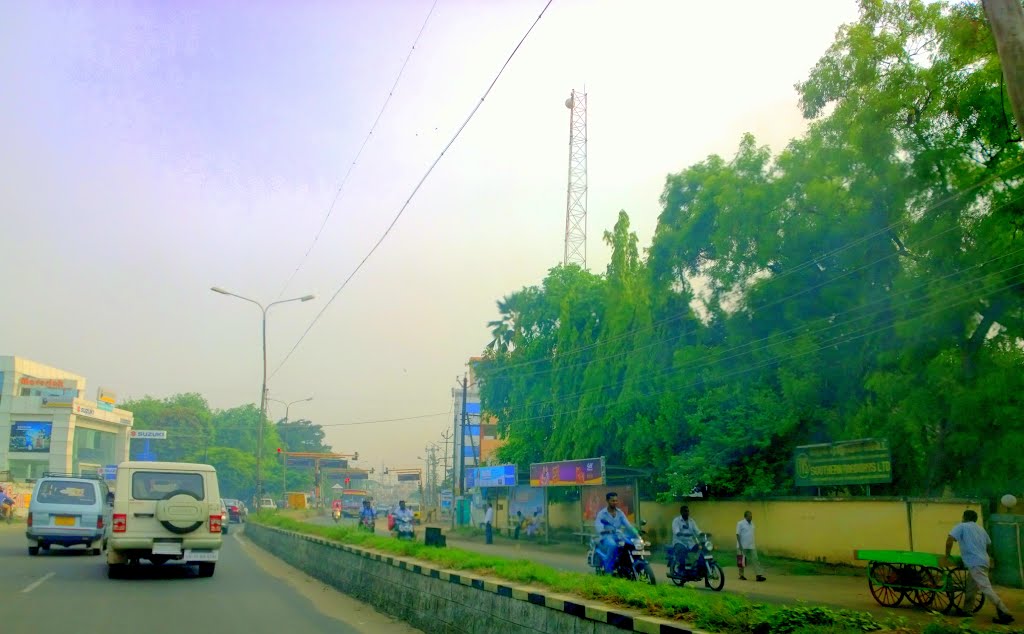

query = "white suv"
[107,461,223,578]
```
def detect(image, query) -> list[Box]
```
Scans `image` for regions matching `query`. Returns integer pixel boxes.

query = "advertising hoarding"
[9,421,53,453]
[529,457,605,487]
[466,464,516,488]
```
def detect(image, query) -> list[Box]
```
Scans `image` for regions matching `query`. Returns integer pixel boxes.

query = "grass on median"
[251,512,910,634]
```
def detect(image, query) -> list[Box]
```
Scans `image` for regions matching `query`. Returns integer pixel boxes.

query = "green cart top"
[854,549,963,567]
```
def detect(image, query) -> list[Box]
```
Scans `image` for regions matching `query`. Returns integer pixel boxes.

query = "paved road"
[1,523,419,634]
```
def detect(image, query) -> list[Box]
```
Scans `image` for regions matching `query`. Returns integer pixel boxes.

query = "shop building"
[0,356,133,481]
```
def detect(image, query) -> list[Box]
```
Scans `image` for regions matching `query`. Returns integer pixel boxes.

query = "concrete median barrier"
[245,522,699,634]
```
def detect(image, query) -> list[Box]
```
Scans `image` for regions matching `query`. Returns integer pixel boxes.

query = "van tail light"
[209,514,223,533]
[97,516,104,529]
[113,513,127,533]
[27,512,32,527]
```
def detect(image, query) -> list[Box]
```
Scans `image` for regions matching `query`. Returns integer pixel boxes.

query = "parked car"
[222,498,246,523]
[107,461,223,578]
[27,473,110,556]
[258,497,276,511]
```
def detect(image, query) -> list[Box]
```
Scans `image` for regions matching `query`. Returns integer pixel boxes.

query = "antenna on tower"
[563,89,587,269]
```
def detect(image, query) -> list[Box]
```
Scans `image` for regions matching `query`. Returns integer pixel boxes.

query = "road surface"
[1,522,419,634]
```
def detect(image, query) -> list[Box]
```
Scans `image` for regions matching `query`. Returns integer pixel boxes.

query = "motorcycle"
[359,514,375,533]
[393,517,415,540]
[332,508,341,523]
[587,520,656,585]
[665,532,725,591]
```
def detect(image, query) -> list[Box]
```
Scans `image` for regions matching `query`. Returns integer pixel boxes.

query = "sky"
[0,0,861,470]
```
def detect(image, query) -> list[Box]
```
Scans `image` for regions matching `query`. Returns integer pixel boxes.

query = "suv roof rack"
[41,472,104,481]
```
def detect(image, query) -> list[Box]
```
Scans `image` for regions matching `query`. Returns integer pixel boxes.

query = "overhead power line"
[270,0,556,379]
[277,0,440,299]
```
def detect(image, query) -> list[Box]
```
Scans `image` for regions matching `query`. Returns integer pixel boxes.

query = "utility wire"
[270,0,555,379]
[277,0,440,299]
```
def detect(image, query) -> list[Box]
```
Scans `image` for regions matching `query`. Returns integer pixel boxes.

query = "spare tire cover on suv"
[155,490,205,534]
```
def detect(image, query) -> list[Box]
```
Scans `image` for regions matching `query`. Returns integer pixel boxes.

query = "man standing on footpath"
[943,509,1014,625]
[736,510,766,582]
[484,502,494,544]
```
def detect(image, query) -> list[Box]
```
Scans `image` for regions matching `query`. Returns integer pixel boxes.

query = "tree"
[276,419,330,453]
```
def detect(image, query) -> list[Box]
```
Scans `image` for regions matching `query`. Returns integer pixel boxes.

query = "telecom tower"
[563,89,588,269]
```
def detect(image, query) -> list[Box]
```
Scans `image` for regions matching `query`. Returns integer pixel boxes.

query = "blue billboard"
[466,464,516,488]
[9,421,53,453]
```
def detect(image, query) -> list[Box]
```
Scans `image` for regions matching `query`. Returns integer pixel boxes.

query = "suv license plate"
[152,542,182,555]
[185,550,218,562]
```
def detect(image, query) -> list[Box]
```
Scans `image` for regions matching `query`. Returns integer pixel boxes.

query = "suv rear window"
[37,480,97,505]
[132,471,204,501]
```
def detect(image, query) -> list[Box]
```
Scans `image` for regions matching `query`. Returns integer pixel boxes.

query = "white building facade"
[0,356,133,481]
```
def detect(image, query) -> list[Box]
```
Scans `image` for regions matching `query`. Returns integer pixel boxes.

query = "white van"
[107,461,223,578]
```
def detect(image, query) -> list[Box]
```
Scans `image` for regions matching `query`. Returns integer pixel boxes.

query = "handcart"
[854,550,983,614]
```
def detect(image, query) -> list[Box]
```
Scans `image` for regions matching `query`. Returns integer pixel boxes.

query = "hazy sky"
[0,1,860,469]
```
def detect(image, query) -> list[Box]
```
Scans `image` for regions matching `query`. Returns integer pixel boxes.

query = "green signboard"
[794,438,892,487]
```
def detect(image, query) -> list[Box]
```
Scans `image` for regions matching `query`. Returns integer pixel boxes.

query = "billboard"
[396,472,421,482]
[466,464,516,488]
[9,421,53,453]
[530,457,605,487]
[582,485,636,523]
[286,455,315,468]
[794,438,892,487]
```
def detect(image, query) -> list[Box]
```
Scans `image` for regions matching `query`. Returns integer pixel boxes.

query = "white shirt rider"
[672,513,701,548]
[395,504,414,525]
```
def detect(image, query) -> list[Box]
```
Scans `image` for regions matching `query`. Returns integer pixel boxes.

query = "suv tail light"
[113,513,127,533]
[230,506,238,512]
[209,514,223,533]
[97,516,105,529]
[27,512,32,527]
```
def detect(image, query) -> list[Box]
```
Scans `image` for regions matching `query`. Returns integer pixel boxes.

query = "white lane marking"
[21,572,55,594]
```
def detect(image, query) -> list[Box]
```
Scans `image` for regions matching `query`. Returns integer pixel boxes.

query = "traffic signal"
[344,477,350,486]
[276,448,282,462]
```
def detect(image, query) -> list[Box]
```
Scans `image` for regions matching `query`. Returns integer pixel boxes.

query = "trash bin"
[990,514,1024,588]
[425,526,446,548]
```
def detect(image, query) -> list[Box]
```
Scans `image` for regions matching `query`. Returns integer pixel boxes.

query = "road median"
[245,513,962,634]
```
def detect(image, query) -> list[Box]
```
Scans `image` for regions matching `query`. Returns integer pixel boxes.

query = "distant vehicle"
[340,489,368,518]
[27,473,110,556]
[407,502,422,524]
[107,461,223,578]
[222,498,246,523]
[287,492,309,510]
[219,499,229,535]
[259,497,277,511]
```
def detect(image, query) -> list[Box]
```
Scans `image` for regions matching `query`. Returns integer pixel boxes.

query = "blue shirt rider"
[594,491,634,573]
[360,500,375,522]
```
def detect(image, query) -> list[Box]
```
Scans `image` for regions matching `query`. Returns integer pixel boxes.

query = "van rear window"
[132,471,204,501]
[37,480,97,505]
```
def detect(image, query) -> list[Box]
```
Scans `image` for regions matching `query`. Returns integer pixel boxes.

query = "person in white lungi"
[736,510,765,581]
[943,509,1014,625]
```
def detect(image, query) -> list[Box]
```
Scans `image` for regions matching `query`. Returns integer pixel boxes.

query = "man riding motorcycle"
[0,487,15,523]
[594,491,634,573]
[331,499,342,522]
[669,505,701,571]
[359,499,376,531]
[393,500,415,539]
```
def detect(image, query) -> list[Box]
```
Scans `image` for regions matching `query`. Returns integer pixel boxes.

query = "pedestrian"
[736,510,766,581]
[513,510,524,540]
[943,509,1014,624]
[484,502,494,544]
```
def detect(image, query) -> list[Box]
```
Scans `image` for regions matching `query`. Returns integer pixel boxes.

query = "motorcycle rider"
[594,491,634,574]
[394,500,415,537]
[360,499,376,530]
[670,505,702,573]
[331,498,342,520]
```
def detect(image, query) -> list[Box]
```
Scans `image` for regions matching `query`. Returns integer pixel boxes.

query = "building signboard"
[530,457,605,487]
[794,438,893,487]
[466,464,516,488]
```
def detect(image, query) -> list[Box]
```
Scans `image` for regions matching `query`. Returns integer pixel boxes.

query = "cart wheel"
[868,562,906,607]
[944,568,985,614]
[908,565,941,608]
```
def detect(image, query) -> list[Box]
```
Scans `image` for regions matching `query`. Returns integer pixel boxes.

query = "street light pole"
[211,287,314,507]
[267,396,314,424]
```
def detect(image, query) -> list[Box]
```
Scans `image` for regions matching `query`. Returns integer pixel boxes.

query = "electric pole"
[984,0,1024,138]
[440,428,452,491]
[459,375,468,495]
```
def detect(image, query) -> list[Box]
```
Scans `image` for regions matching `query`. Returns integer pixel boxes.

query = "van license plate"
[54,516,75,527]
[152,542,182,555]
[185,550,218,562]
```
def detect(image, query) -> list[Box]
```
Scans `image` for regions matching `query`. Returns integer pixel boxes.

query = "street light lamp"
[266,396,314,424]
[211,286,315,506]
